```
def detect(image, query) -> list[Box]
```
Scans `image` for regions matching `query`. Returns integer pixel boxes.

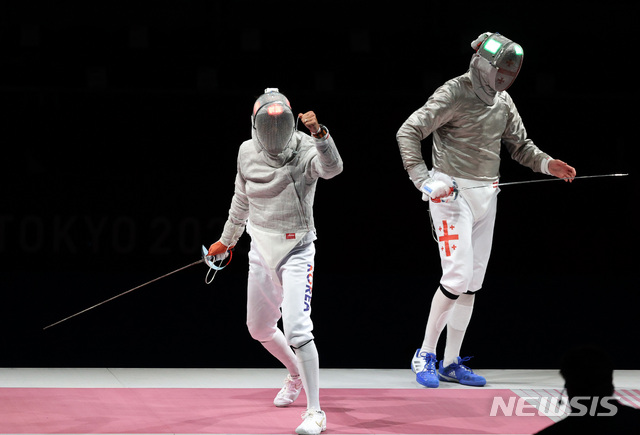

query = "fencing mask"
[471,32,523,92]
[252,88,296,163]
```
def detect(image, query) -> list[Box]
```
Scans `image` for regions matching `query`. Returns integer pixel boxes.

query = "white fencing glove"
[421,179,456,203]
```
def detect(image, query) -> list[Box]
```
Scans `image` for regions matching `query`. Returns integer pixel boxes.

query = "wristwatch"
[312,124,328,139]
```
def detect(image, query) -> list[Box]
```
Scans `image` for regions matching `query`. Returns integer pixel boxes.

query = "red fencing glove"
[208,241,230,261]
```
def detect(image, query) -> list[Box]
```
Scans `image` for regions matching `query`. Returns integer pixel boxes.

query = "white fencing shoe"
[274,374,303,407]
[296,409,326,435]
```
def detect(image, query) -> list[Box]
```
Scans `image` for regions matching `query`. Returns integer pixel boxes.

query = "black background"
[2,2,637,370]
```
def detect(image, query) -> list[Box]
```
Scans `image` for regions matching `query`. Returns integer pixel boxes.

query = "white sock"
[420,288,457,354]
[443,293,475,367]
[295,340,320,410]
[260,329,299,377]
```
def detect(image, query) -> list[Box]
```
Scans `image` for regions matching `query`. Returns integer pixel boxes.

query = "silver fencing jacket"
[396,71,551,191]
[219,129,343,268]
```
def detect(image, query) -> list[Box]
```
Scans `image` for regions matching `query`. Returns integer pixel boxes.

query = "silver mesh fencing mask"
[474,33,523,91]
[252,88,295,157]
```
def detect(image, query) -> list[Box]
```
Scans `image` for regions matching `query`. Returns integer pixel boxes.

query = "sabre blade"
[43,258,204,330]
[459,173,628,191]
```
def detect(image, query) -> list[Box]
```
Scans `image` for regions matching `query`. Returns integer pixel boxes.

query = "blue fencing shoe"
[411,349,424,373]
[415,351,439,388]
[438,356,486,387]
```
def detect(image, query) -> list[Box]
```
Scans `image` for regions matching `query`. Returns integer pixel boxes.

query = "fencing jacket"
[396,71,551,192]
[219,129,343,268]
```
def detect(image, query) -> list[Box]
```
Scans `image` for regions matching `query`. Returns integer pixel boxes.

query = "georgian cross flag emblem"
[438,220,459,257]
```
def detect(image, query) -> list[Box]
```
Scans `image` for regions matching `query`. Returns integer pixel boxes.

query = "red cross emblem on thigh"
[438,220,459,257]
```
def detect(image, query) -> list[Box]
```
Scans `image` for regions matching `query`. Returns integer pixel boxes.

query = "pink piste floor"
[1,368,638,434]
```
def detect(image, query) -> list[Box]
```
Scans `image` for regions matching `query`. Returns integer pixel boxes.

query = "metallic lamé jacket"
[396,71,550,190]
[219,130,343,247]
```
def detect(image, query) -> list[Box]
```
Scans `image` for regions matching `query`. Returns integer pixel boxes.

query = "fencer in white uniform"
[208,88,343,434]
[396,33,576,388]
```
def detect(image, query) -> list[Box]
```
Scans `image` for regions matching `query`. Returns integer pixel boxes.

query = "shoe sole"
[295,415,326,434]
[417,381,439,388]
[274,393,301,407]
[438,373,486,387]
[416,374,439,388]
[295,427,326,435]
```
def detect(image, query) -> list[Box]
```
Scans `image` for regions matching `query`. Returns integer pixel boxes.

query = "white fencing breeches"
[246,236,316,349]
[429,184,498,295]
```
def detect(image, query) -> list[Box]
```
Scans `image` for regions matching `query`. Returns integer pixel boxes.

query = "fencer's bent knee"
[247,320,277,343]
[249,325,312,351]
[292,339,313,350]
[439,284,460,300]
[285,331,314,349]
